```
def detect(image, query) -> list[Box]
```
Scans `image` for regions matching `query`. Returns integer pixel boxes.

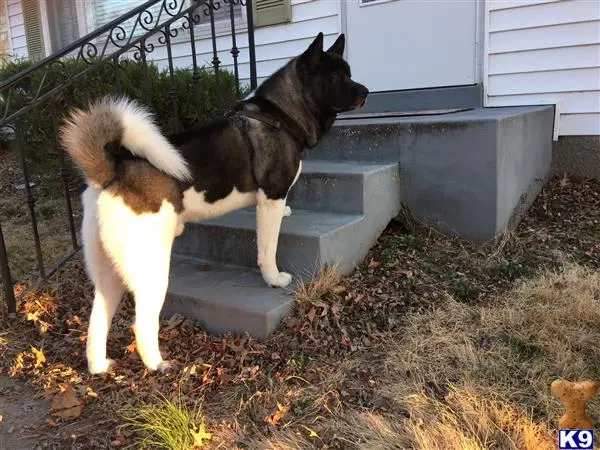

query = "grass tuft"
[293,264,343,308]
[120,392,211,449]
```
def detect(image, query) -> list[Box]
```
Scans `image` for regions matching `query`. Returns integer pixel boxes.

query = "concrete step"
[173,208,365,277]
[164,257,293,339]
[288,160,399,214]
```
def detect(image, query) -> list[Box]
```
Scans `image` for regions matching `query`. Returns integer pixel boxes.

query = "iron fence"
[0,0,257,314]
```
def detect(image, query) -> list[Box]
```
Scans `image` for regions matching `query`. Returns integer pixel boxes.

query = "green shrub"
[0,56,250,172]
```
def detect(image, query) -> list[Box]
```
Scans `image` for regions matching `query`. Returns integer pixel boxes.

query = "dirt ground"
[1,174,599,449]
[0,376,51,449]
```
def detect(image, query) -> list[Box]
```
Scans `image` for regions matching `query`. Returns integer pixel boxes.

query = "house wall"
[6,0,27,58]
[484,0,600,136]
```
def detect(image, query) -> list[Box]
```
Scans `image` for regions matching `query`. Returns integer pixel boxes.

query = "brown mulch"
[1,175,599,448]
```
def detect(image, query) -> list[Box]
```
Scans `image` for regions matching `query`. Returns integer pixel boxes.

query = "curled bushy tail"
[59,96,191,188]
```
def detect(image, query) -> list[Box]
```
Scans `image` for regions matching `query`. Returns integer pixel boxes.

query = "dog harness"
[226,97,313,150]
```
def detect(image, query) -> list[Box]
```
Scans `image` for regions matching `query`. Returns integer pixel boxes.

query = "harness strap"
[227,98,312,149]
[226,101,310,188]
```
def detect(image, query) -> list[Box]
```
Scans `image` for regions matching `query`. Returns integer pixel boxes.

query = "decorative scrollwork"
[132,40,155,61]
[138,9,156,32]
[48,60,71,84]
[157,25,179,45]
[116,54,131,70]
[79,42,98,65]
[182,8,203,29]
[163,0,185,17]
[203,0,222,17]
[108,25,128,48]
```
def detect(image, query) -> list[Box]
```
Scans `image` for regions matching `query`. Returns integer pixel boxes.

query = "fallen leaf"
[164,313,185,332]
[46,418,58,427]
[30,346,46,368]
[125,341,137,354]
[264,402,289,425]
[301,425,319,438]
[110,435,126,447]
[191,422,212,446]
[51,385,83,420]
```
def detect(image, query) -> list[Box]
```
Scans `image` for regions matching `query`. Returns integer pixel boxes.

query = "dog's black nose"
[360,86,369,99]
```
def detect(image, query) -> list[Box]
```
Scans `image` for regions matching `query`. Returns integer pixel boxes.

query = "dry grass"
[293,264,344,307]
[334,387,555,450]
[327,263,600,449]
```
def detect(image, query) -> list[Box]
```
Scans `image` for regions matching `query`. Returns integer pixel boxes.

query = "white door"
[345,0,479,92]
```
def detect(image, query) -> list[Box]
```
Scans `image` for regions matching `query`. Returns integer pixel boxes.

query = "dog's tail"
[59,96,191,188]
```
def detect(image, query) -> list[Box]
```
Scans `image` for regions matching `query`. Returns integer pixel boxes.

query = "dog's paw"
[283,206,292,217]
[157,360,174,373]
[88,358,116,375]
[268,272,293,288]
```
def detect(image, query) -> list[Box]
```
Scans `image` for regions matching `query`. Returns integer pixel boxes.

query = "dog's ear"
[327,33,345,56]
[300,32,324,66]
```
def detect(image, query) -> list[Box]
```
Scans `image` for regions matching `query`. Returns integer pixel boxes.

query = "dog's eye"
[333,71,346,81]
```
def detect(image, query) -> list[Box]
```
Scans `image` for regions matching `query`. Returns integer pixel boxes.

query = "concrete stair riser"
[287,161,398,214]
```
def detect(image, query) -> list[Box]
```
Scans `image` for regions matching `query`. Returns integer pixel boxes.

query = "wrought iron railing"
[0,0,257,313]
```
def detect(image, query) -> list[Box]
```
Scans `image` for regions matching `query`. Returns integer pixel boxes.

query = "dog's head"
[296,32,369,114]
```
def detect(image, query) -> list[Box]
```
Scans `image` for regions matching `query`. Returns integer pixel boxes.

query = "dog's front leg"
[256,189,292,288]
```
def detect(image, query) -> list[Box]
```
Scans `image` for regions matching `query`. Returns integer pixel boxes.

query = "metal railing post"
[0,221,16,313]
[245,0,257,90]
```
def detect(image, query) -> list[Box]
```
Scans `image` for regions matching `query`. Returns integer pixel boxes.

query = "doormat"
[338,107,473,120]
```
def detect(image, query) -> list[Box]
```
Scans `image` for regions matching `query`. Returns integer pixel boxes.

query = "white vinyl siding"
[484,0,600,136]
[7,0,27,58]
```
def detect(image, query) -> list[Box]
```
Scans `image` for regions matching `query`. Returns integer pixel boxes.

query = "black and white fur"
[60,32,368,374]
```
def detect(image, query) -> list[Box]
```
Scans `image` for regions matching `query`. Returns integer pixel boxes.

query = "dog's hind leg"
[130,255,173,372]
[97,193,178,372]
[82,188,125,374]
